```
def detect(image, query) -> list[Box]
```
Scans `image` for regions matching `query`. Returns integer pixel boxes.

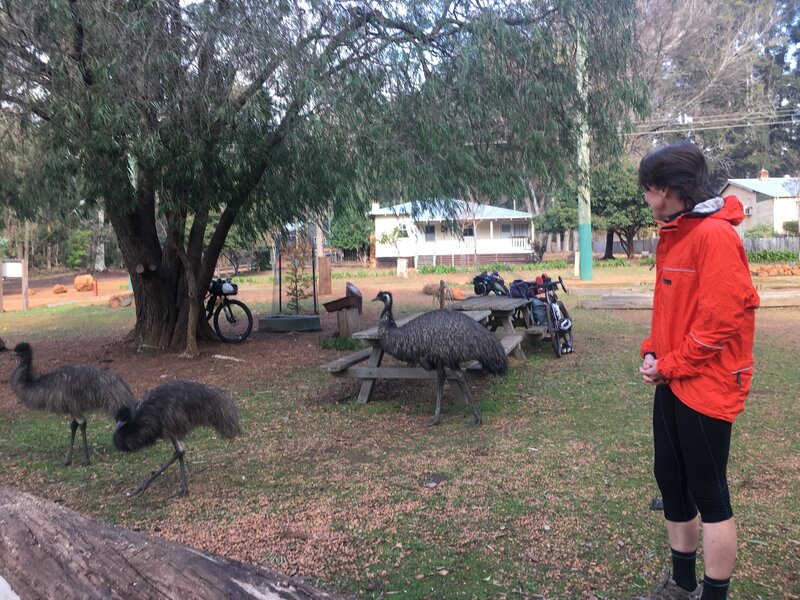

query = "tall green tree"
[1,0,645,353]
[328,204,371,261]
[591,163,654,259]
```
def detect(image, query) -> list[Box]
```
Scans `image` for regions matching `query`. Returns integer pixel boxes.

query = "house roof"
[370,199,531,222]
[723,178,800,198]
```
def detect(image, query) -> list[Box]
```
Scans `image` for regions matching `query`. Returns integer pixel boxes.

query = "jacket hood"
[690,195,745,226]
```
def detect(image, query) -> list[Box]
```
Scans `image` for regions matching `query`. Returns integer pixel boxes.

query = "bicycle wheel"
[544,296,562,357]
[556,301,574,355]
[213,299,253,343]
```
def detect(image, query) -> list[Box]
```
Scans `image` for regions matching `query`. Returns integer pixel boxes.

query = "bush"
[640,256,656,267]
[594,258,629,268]
[418,265,459,274]
[747,250,798,264]
[744,224,776,238]
[783,220,799,236]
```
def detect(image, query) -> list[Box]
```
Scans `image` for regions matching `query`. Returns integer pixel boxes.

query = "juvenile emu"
[373,291,508,425]
[10,342,136,466]
[113,380,242,497]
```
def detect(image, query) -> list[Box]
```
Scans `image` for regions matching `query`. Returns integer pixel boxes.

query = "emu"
[373,291,508,425]
[113,380,242,497]
[9,342,136,466]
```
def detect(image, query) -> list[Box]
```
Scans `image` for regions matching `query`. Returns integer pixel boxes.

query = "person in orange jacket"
[637,141,759,600]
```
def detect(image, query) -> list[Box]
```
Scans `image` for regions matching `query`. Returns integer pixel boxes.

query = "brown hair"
[638,141,717,209]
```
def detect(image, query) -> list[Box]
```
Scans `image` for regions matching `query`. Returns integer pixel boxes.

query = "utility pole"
[576,12,593,280]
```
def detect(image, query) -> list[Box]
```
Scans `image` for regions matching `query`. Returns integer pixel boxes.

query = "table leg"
[357,346,384,404]
[501,315,525,360]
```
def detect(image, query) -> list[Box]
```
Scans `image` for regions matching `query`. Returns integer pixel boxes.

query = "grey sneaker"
[639,571,702,600]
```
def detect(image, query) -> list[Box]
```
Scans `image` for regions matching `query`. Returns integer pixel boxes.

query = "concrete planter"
[258,315,321,332]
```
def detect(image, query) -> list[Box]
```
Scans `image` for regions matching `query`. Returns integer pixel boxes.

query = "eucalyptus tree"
[1,0,645,353]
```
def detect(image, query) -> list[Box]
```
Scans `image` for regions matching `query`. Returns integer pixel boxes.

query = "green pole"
[576,10,592,280]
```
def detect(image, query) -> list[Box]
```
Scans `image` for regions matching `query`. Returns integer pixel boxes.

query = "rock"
[74,274,96,292]
[52,284,68,294]
[792,268,800,276]
[108,292,134,309]
[28,289,36,295]
[422,283,440,295]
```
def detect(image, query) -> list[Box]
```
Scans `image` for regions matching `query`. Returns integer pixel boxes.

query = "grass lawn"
[0,274,798,599]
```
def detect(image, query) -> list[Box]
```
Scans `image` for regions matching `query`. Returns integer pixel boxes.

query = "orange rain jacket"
[641,195,760,422]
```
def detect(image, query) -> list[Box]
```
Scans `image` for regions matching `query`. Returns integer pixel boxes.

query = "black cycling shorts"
[652,384,733,524]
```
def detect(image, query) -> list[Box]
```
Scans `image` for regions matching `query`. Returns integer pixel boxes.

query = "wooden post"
[439,280,446,309]
[318,256,332,295]
[336,307,361,338]
[0,260,4,313]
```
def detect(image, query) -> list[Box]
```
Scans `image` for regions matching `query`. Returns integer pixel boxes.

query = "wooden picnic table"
[320,309,523,406]
[448,295,533,359]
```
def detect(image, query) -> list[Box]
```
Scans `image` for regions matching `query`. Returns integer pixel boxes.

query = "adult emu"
[113,380,242,497]
[9,342,136,466]
[373,291,508,425]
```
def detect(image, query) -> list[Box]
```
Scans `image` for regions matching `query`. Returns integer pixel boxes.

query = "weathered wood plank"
[0,486,352,600]
[319,347,372,373]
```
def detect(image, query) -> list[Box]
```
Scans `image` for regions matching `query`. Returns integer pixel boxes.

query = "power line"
[633,108,798,130]
[626,117,797,136]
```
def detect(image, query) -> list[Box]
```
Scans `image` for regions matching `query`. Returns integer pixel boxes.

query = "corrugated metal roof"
[724,178,800,198]
[370,199,531,221]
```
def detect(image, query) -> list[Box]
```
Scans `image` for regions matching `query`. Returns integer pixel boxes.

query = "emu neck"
[10,357,44,409]
[378,302,397,335]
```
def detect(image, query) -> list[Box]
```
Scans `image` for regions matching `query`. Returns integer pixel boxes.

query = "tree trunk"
[0,485,353,600]
[602,230,615,259]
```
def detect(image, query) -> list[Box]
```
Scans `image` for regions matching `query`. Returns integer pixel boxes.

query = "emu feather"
[113,380,241,497]
[10,342,136,466]
[373,291,507,425]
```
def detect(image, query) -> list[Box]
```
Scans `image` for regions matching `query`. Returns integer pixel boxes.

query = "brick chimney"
[758,168,769,180]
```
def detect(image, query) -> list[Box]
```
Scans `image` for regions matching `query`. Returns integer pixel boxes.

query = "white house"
[720,169,800,234]
[370,200,533,267]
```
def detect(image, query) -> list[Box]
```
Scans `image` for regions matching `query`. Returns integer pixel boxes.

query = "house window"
[424,225,435,242]
[500,224,512,237]
[463,225,474,237]
[398,224,409,238]
[513,223,528,237]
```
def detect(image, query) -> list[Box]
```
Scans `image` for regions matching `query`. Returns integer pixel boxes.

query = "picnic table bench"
[320,309,523,405]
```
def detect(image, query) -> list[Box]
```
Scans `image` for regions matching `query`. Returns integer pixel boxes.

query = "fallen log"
[0,486,352,600]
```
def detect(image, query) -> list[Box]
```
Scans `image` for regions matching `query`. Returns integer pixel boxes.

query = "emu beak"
[115,420,125,429]
[372,294,381,302]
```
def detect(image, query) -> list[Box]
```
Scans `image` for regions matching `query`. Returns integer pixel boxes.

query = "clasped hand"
[640,354,667,385]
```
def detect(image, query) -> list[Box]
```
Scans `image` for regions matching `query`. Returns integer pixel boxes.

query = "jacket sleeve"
[658,225,750,380]
[640,337,655,359]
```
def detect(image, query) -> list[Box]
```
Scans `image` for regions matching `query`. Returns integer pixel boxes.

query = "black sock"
[700,574,730,600]
[670,548,698,591]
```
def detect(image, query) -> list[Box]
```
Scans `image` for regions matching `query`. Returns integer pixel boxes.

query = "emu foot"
[61,457,73,467]
[79,456,91,466]
[426,415,441,426]
[169,487,189,499]
[469,415,482,426]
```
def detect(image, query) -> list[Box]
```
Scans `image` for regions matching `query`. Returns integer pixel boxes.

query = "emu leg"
[453,370,482,426]
[427,366,446,426]
[63,419,79,466]
[175,448,189,497]
[127,446,184,498]
[78,419,90,466]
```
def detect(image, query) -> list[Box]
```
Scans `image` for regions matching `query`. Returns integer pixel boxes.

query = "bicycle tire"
[213,299,253,343]
[545,296,562,357]
[556,301,574,355]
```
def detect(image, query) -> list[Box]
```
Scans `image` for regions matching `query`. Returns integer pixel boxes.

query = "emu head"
[113,406,137,452]
[10,342,32,362]
[372,291,393,317]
